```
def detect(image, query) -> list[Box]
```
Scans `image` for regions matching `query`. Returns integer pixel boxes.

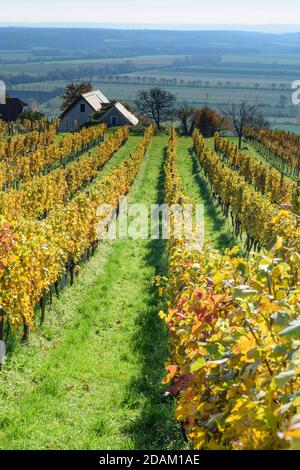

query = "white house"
[59,89,139,132]
[59,90,109,132]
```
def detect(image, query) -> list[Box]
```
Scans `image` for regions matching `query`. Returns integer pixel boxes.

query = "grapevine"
[0,127,128,220]
[159,128,300,450]
[245,128,300,178]
[0,125,154,330]
[0,123,106,189]
[214,133,296,208]
[0,119,59,161]
[193,130,297,251]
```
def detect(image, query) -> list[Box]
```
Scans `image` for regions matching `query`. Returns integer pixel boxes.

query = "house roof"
[82,90,109,110]
[114,102,139,126]
[90,101,139,126]
[0,97,28,122]
[60,89,109,118]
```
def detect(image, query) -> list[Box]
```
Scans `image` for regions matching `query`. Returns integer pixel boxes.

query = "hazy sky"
[0,0,299,25]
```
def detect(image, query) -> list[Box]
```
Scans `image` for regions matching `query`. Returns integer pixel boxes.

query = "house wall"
[59,99,96,132]
[0,102,26,122]
[99,106,133,127]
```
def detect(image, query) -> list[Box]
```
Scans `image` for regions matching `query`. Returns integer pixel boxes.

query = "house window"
[80,103,86,113]
[111,116,118,126]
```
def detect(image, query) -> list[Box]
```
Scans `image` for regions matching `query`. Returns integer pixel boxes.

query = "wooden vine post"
[22,321,30,342]
[40,292,47,325]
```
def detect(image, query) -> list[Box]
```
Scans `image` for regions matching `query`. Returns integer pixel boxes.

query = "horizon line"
[0,21,300,28]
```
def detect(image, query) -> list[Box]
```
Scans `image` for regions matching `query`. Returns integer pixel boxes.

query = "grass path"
[206,135,271,165]
[98,134,141,177]
[229,137,277,167]
[177,137,238,251]
[54,129,139,177]
[0,134,186,450]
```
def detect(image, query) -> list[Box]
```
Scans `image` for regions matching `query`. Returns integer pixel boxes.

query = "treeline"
[2,62,139,86]
[97,75,292,93]
[170,55,222,67]
[6,72,293,95]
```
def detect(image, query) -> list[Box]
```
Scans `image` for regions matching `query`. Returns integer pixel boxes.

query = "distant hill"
[0,27,300,58]
[1,23,300,34]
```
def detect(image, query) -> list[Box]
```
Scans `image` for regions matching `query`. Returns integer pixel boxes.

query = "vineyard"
[245,128,300,178]
[0,122,300,451]
[160,129,300,450]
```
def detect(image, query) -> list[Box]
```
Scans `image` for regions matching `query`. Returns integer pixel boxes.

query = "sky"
[0,0,299,26]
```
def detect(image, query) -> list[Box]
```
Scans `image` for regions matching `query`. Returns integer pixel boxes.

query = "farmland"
[1,28,300,131]
[1,119,300,449]
[1,25,300,453]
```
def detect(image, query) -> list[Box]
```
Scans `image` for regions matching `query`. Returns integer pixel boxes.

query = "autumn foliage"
[246,127,300,178]
[0,126,154,329]
[159,128,300,450]
[195,106,223,137]
[0,127,127,220]
[177,105,222,137]
[193,129,299,252]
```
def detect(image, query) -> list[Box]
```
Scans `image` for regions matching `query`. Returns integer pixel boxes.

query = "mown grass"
[207,134,284,173]
[0,133,187,450]
[4,134,142,353]
[177,137,239,251]
[0,132,240,450]
[228,136,275,167]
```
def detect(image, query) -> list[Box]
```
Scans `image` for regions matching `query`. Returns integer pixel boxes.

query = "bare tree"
[136,88,176,131]
[221,102,259,149]
[247,114,270,131]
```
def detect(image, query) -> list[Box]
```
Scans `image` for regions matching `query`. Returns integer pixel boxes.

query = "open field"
[1,48,300,131]
[1,27,300,132]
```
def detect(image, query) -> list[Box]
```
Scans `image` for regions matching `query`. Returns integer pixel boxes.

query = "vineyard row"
[245,128,300,178]
[0,126,154,335]
[159,128,300,450]
[0,123,106,189]
[0,127,128,221]
[193,130,298,252]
